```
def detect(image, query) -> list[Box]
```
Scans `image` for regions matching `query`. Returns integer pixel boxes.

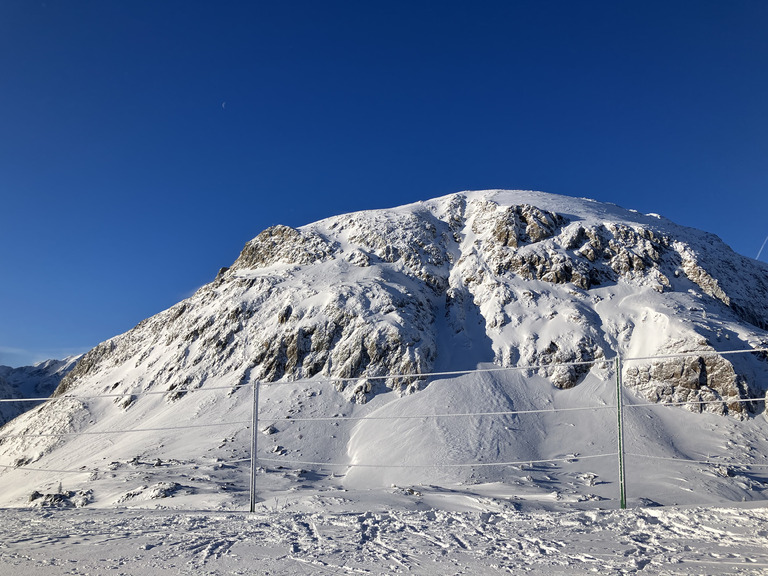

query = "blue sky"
[1,1,767,367]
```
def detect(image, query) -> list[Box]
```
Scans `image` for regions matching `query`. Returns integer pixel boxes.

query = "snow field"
[2,359,767,511]
[1,503,768,575]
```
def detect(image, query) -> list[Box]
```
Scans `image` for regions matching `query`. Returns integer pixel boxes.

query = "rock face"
[3,190,768,468]
[623,340,756,418]
[44,191,768,405]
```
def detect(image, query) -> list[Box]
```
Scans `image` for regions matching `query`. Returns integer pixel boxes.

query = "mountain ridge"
[53,190,768,398]
[1,189,767,508]
[0,357,79,426]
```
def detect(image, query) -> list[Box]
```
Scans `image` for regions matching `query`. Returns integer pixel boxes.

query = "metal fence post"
[249,380,260,513]
[615,355,627,509]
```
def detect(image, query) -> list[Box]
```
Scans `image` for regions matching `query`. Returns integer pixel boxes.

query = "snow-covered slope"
[1,190,767,509]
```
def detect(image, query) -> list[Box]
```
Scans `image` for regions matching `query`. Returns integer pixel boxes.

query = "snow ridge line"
[267,404,618,423]
[7,446,768,476]
[1,347,766,405]
[625,453,768,468]
[0,454,618,475]
[267,394,768,423]
[0,419,254,438]
[258,453,618,469]
[0,456,252,475]
[2,396,765,437]
[0,463,92,474]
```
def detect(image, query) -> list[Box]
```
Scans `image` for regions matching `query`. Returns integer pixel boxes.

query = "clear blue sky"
[1,1,767,367]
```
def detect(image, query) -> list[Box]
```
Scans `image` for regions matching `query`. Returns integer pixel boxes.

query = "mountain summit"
[1,190,767,508]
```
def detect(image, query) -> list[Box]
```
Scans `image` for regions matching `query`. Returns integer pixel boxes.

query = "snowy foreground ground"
[2,495,768,575]
[2,370,768,574]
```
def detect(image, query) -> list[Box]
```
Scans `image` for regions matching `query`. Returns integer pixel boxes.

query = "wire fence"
[0,347,767,510]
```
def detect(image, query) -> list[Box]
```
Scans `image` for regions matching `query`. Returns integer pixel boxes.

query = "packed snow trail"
[1,504,767,575]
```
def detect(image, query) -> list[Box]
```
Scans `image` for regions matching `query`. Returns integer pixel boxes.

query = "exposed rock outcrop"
[624,340,756,419]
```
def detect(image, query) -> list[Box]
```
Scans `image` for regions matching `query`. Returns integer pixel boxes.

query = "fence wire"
[0,347,767,508]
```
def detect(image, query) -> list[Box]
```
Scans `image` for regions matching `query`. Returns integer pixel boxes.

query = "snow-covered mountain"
[0,357,79,426]
[1,190,767,509]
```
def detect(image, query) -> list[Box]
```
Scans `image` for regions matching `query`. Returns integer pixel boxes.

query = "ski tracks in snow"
[0,505,767,574]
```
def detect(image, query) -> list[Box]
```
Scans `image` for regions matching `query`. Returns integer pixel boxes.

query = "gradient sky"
[1,1,767,367]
